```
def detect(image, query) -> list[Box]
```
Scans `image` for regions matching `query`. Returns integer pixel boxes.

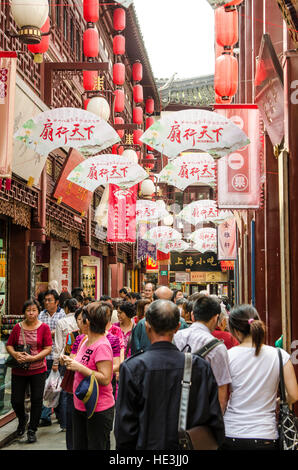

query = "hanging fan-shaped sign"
[157,239,190,254]
[142,226,182,245]
[190,228,217,253]
[14,107,120,156]
[178,200,233,226]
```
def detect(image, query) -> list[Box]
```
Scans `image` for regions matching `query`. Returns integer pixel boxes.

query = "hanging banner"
[14,107,120,157]
[217,218,237,261]
[178,199,233,226]
[190,228,217,253]
[215,104,262,209]
[0,52,17,178]
[107,184,138,243]
[157,153,216,190]
[137,222,157,262]
[53,148,93,215]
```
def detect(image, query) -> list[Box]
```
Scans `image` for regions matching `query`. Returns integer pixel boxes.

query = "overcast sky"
[133,0,215,80]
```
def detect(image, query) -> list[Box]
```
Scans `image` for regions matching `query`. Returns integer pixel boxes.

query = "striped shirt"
[38,309,66,359]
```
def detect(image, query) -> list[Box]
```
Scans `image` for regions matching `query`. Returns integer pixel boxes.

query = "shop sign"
[146,256,159,272]
[175,272,190,283]
[49,241,72,293]
[206,272,227,283]
[0,52,17,178]
[160,270,168,276]
[53,148,93,214]
[215,105,262,209]
[190,272,207,283]
[218,218,237,260]
[170,252,221,272]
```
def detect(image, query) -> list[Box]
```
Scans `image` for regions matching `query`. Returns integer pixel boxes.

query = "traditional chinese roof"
[156,75,215,109]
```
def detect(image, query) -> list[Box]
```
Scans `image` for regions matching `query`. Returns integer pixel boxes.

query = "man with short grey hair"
[115,300,224,450]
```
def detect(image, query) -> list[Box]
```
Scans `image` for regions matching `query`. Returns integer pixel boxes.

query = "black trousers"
[220,436,279,451]
[11,372,47,432]
[72,406,114,450]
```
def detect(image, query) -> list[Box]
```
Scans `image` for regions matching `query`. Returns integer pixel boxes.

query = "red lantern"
[117,146,124,155]
[145,97,154,115]
[133,84,143,104]
[215,6,238,49]
[114,88,125,113]
[113,34,125,55]
[83,28,99,57]
[113,8,126,31]
[224,0,243,11]
[145,154,154,170]
[112,144,118,154]
[133,129,143,146]
[146,116,154,130]
[133,106,143,125]
[27,17,50,61]
[214,53,238,99]
[84,99,90,110]
[83,70,98,91]
[113,62,125,86]
[114,116,124,139]
[83,0,99,23]
[255,59,267,87]
[132,61,143,82]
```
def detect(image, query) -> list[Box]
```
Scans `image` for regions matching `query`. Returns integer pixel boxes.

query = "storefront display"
[81,256,102,300]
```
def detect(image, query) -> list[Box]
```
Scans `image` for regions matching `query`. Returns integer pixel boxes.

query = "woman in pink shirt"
[63,302,114,450]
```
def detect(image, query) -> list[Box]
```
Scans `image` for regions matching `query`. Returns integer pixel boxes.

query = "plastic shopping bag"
[43,370,62,408]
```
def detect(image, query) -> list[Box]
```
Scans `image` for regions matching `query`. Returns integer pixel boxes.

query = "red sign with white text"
[107,184,138,243]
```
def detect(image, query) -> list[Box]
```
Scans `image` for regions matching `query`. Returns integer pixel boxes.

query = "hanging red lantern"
[133,106,143,125]
[132,61,143,82]
[113,8,126,31]
[113,62,125,86]
[133,84,143,104]
[254,59,267,87]
[83,0,99,23]
[114,88,125,113]
[117,146,124,155]
[84,99,90,110]
[214,53,238,99]
[83,70,98,91]
[113,34,125,55]
[145,97,154,115]
[27,17,50,63]
[145,154,154,170]
[133,129,143,146]
[145,116,154,130]
[215,6,238,50]
[114,116,124,139]
[83,27,99,57]
[224,0,243,11]
[112,144,118,154]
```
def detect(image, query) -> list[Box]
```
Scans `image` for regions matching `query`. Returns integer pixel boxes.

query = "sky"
[133,0,215,80]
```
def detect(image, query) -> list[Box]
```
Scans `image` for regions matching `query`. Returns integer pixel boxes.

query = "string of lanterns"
[214,0,243,103]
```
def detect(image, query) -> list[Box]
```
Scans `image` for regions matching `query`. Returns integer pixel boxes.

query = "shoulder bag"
[6,323,31,370]
[178,338,223,450]
[277,348,298,450]
[61,335,88,394]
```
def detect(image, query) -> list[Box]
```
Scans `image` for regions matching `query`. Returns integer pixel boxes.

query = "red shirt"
[212,327,239,350]
[6,322,52,376]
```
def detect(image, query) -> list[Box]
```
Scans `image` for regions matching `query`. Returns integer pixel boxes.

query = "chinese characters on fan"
[177,163,216,180]
[86,164,129,182]
[167,121,224,146]
[39,119,96,145]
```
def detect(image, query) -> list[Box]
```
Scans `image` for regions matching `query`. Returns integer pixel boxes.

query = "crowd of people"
[5,282,298,450]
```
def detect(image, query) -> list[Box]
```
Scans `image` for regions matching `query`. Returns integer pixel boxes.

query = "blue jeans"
[40,360,67,429]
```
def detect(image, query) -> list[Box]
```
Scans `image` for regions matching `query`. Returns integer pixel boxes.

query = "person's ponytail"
[249,319,266,356]
[229,305,266,356]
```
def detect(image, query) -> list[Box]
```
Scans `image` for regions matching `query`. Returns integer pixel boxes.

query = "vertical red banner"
[107,184,138,243]
[0,52,17,178]
[214,105,262,209]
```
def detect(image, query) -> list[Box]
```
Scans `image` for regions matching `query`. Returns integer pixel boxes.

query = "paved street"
[2,418,116,451]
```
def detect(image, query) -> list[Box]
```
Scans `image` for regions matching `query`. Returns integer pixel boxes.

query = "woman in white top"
[221,304,298,451]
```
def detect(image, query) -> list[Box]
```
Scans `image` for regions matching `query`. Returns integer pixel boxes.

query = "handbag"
[6,323,31,370]
[178,339,223,451]
[61,335,88,394]
[277,348,298,450]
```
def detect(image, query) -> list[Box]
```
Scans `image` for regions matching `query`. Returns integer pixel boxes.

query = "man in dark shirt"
[114,300,225,450]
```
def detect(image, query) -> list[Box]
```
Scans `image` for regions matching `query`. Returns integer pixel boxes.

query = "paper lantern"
[83,28,99,58]
[140,179,155,196]
[122,149,138,163]
[113,7,126,31]
[132,61,143,82]
[84,99,90,110]
[27,16,50,62]
[113,62,125,86]
[87,96,110,121]
[224,0,243,11]
[133,129,143,146]
[11,0,49,43]
[145,97,154,115]
[133,84,143,104]
[146,116,154,129]
[163,214,174,226]
[83,0,99,23]
[214,53,238,99]
[83,70,98,91]
[114,116,124,139]
[133,106,143,125]
[114,88,125,113]
[113,34,125,55]
[215,6,238,49]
